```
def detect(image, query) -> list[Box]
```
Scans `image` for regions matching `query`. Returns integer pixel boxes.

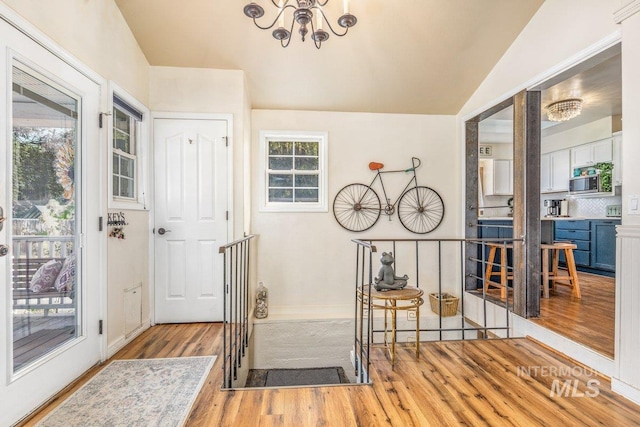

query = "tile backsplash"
[568,196,622,218]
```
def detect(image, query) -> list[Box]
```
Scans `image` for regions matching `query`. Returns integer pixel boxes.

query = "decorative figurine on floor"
[255,281,268,319]
[374,252,409,291]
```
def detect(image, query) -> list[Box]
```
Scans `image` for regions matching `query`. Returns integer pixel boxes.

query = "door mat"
[36,356,216,427]
[245,367,349,388]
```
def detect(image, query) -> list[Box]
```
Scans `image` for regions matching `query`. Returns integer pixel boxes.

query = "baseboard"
[106,320,151,359]
[611,378,640,405]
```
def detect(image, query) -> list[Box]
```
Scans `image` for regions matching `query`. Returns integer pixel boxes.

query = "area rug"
[36,356,216,427]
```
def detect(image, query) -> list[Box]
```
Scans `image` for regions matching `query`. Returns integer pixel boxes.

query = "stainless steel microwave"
[569,175,601,194]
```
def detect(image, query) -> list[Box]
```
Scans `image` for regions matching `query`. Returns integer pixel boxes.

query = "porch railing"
[352,236,520,382]
[12,235,75,259]
[219,234,256,389]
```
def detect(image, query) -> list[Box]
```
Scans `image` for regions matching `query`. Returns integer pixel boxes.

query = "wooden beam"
[465,120,479,291]
[513,90,541,317]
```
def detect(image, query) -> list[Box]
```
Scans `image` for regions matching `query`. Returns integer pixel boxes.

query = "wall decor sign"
[479,145,493,157]
[107,212,128,239]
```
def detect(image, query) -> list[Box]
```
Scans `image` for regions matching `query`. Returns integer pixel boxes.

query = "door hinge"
[99,111,112,129]
[99,216,103,231]
[99,320,103,335]
[223,136,228,147]
[226,211,229,221]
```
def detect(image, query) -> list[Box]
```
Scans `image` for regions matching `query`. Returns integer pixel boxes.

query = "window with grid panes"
[112,96,141,200]
[262,132,327,212]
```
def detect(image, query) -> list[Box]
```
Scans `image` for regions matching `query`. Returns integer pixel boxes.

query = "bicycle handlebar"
[404,157,421,172]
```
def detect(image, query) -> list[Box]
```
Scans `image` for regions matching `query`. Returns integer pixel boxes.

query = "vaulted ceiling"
[115,0,544,114]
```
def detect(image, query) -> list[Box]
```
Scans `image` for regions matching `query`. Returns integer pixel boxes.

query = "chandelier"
[243,0,357,49]
[545,99,583,122]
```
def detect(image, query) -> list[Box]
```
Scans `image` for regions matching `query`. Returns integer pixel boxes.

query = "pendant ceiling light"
[545,99,583,122]
[243,0,357,49]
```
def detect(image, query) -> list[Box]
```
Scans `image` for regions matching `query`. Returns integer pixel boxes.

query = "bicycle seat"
[369,162,384,170]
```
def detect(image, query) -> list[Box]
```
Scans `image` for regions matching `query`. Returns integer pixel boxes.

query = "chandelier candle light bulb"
[317,7,323,30]
[343,0,349,14]
[278,0,285,27]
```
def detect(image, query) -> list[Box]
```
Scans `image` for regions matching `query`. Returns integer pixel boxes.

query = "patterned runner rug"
[36,356,216,427]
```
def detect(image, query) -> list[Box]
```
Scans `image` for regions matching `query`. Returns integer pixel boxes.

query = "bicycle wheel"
[397,186,444,234]
[333,184,381,232]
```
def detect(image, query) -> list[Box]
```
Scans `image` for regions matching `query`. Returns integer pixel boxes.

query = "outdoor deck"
[13,314,75,371]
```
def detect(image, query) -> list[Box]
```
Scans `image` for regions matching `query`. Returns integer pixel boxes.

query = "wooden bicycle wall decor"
[332,157,444,234]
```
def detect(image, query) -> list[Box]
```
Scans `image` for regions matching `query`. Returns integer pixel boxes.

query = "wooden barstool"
[484,243,512,299]
[540,242,581,298]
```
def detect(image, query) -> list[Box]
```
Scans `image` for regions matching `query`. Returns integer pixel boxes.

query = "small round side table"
[359,285,424,367]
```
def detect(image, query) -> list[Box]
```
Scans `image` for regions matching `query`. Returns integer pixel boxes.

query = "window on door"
[11,64,80,372]
[110,89,148,210]
[260,131,328,212]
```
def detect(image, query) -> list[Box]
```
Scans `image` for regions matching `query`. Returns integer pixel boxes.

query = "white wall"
[251,110,459,318]
[2,0,149,102]
[459,0,620,119]
[614,1,640,405]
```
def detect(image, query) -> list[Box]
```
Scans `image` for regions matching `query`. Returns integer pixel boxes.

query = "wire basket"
[429,293,459,317]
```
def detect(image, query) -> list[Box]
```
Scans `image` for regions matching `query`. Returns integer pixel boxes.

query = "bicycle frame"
[364,157,422,214]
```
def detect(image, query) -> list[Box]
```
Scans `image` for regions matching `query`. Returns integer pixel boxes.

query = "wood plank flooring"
[21,323,640,427]
[533,271,614,358]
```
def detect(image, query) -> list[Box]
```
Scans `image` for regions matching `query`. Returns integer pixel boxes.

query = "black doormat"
[245,367,349,388]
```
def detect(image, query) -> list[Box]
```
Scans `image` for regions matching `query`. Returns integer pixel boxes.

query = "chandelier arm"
[316,0,329,5]
[252,4,297,31]
[311,8,349,37]
[269,0,290,7]
[308,16,323,49]
[279,17,296,48]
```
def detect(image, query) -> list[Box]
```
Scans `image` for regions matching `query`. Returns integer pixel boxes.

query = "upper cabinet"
[612,131,622,186]
[571,138,612,168]
[481,159,513,196]
[541,149,570,193]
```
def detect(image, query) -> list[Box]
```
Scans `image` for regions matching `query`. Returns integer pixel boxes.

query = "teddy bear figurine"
[374,252,409,291]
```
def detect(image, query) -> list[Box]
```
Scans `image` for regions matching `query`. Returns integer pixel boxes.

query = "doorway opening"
[466,43,621,359]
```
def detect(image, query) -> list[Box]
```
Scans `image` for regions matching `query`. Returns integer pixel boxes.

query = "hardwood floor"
[22,323,640,426]
[533,271,615,358]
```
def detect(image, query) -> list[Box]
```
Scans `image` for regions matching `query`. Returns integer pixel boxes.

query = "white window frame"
[108,82,149,210]
[259,130,328,212]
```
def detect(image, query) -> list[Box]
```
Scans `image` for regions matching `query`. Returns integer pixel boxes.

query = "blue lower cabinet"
[554,219,619,275]
[591,220,619,271]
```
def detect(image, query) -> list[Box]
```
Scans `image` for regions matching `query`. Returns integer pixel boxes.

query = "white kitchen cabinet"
[541,149,570,193]
[571,138,612,168]
[612,131,622,186]
[481,159,513,196]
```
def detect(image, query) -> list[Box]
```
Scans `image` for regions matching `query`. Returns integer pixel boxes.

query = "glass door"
[11,65,81,372]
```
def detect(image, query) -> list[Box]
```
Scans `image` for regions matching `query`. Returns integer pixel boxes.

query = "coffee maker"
[544,199,568,217]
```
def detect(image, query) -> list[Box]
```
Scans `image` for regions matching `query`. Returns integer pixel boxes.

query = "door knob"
[157,228,171,235]
[0,245,8,257]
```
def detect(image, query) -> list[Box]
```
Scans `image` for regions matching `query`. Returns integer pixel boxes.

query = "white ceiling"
[114,0,544,115]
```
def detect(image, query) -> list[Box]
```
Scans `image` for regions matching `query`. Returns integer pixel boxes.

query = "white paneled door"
[154,118,228,323]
